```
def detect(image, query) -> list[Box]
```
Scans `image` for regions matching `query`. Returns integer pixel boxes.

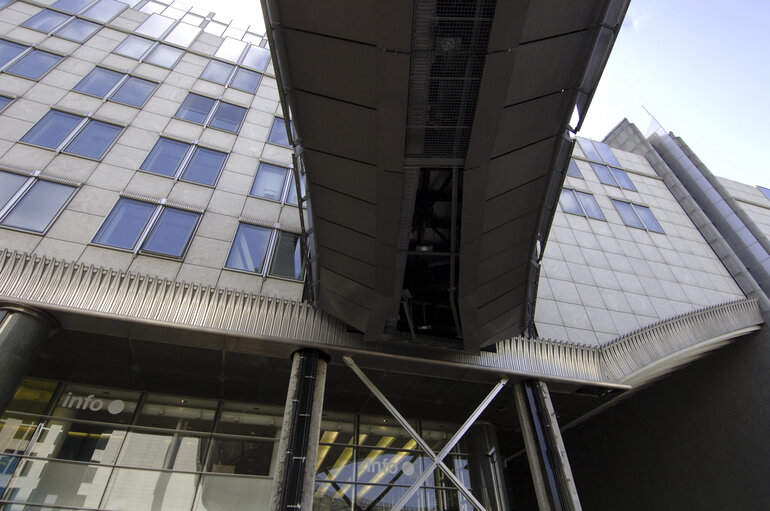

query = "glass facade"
[0,379,283,510]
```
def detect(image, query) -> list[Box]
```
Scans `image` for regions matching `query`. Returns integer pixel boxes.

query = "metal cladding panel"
[519,0,605,43]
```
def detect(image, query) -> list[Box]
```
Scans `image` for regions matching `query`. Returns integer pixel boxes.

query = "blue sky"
[200,0,769,187]
[580,0,770,187]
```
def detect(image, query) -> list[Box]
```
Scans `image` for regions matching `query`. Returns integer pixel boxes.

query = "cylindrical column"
[513,380,582,511]
[270,348,329,510]
[0,303,58,414]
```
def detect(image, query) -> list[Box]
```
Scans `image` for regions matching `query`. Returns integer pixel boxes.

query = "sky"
[191,0,769,187]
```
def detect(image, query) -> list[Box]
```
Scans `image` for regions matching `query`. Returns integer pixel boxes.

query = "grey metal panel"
[519,0,605,43]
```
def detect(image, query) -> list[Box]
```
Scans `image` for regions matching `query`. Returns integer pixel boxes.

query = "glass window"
[56,18,100,42]
[141,207,199,257]
[83,0,126,22]
[145,43,183,68]
[633,204,664,233]
[21,110,83,149]
[0,180,75,232]
[6,49,62,79]
[74,67,123,97]
[52,0,94,13]
[201,60,234,84]
[566,158,582,178]
[559,188,583,216]
[215,37,246,62]
[593,140,620,166]
[63,119,122,159]
[102,468,198,510]
[93,198,155,250]
[759,186,770,202]
[226,223,272,273]
[612,199,645,229]
[4,378,58,414]
[269,231,303,280]
[164,22,201,47]
[242,44,270,71]
[285,173,305,205]
[0,39,26,68]
[22,9,70,33]
[209,101,246,132]
[136,13,175,38]
[180,147,227,186]
[135,394,217,432]
[250,162,288,201]
[29,421,127,464]
[110,76,156,107]
[230,67,261,93]
[176,93,216,124]
[2,459,112,508]
[0,171,28,208]
[52,384,139,423]
[141,138,189,177]
[576,137,602,162]
[575,191,605,220]
[610,167,637,191]
[591,163,617,187]
[115,34,154,59]
[268,117,290,146]
[206,438,274,475]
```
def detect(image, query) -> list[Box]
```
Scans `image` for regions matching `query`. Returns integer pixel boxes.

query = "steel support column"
[0,303,58,414]
[271,348,329,510]
[513,380,581,511]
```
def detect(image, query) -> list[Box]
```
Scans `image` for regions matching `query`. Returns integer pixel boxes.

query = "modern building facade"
[0,0,768,510]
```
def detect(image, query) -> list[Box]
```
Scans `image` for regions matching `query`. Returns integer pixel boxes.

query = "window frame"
[0,40,63,80]
[22,8,101,43]
[200,59,263,93]
[0,170,78,235]
[21,110,124,161]
[249,161,305,206]
[590,162,637,191]
[74,66,158,108]
[566,158,583,178]
[0,94,13,113]
[114,35,184,69]
[559,188,605,221]
[758,186,770,202]
[139,137,228,187]
[91,197,201,259]
[174,93,247,134]
[611,199,665,233]
[225,222,305,281]
[267,117,292,147]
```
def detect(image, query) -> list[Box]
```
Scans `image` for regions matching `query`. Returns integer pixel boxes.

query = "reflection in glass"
[5,379,57,415]
[115,432,207,471]
[0,171,30,212]
[64,119,123,159]
[141,138,190,177]
[56,18,100,42]
[111,76,157,107]
[201,60,234,84]
[115,35,154,59]
[225,223,271,273]
[0,180,75,232]
[230,67,261,93]
[176,93,215,124]
[101,468,197,510]
[216,402,283,438]
[22,9,70,33]
[83,0,127,22]
[21,110,82,149]
[164,22,201,47]
[267,117,290,146]
[135,394,217,432]
[92,198,155,250]
[180,147,227,186]
[251,162,287,201]
[0,39,26,68]
[136,13,175,38]
[206,438,275,476]
[141,207,199,257]
[7,50,63,79]
[0,414,40,455]
[146,44,184,68]
[52,384,139,423]
[268,231,304,280]
[75,67,123,97]
[209,101,246,133]
[29,421,126,465]
[3,459,111,508]
[194,474,273,511]
[242,45,270,71]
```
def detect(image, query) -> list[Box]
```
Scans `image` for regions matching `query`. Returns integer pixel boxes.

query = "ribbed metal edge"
[0,250,761,386]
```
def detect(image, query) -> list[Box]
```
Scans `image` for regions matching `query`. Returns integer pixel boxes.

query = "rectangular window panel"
[0,95,10,111]
[759,186,770,201]
[93,198,156,250]
[559,189,583,216]
[575,191,605,220]
[83,0,126,22]
[0,39,26,68]
[56,18,100,42]
[268,117,290,146]
[0,171,29,207]
[242,44,270,71]
[21,110,82,149]
[591,163,618,187]
[63,120,122,159]
[566,158,582,178]
[141,138,190,177]
[269,231,304,280]
[286,173,305,205]
[145,44,183,68]
[175,93,215,124]
[115,35,154,59]
[209,101,246,132]
[0,180,75,232]
[577,137,602,162]
[22,10,70,33]
[226,223,272,273]
[180,147,226,186]
[251,163,288,201]
[74,67,123,97]
[164,22,200,47]
[6,49,62,79]
[230,67,261,93]
[610,168,637,191]
[612,199,645,229]
[593,140,621,166]
[634,204,664,233]
[201,60,234,84]
[141,207,199,257]
[215,37,246,62]
[51,0,93,13]
[110,76,156,107]
[136,13,175,38]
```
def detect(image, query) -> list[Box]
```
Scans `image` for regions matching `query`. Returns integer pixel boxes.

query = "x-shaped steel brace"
[343,356,507,511]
